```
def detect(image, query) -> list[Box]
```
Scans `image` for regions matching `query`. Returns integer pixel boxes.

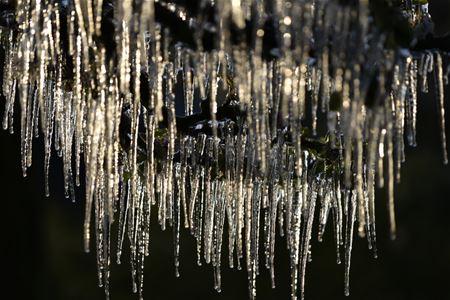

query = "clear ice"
[0,0,449,299]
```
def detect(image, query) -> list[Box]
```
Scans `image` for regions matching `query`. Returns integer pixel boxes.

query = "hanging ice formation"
[0,0,449,299]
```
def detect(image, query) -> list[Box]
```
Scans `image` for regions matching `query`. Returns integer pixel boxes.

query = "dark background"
[1,2,450,300]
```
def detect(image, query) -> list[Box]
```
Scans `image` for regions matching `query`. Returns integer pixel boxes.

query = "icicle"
[407,59,418,147]
[386,95,397,240]
[434,53,448,165]
[300,177,317,300]
[420,51,433,93]
[344,190,357,296]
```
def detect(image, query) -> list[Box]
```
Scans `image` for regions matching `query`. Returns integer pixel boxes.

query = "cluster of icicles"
[0,0,449,299]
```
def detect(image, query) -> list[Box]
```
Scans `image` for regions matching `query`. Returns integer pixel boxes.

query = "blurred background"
[1,1,450,300]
